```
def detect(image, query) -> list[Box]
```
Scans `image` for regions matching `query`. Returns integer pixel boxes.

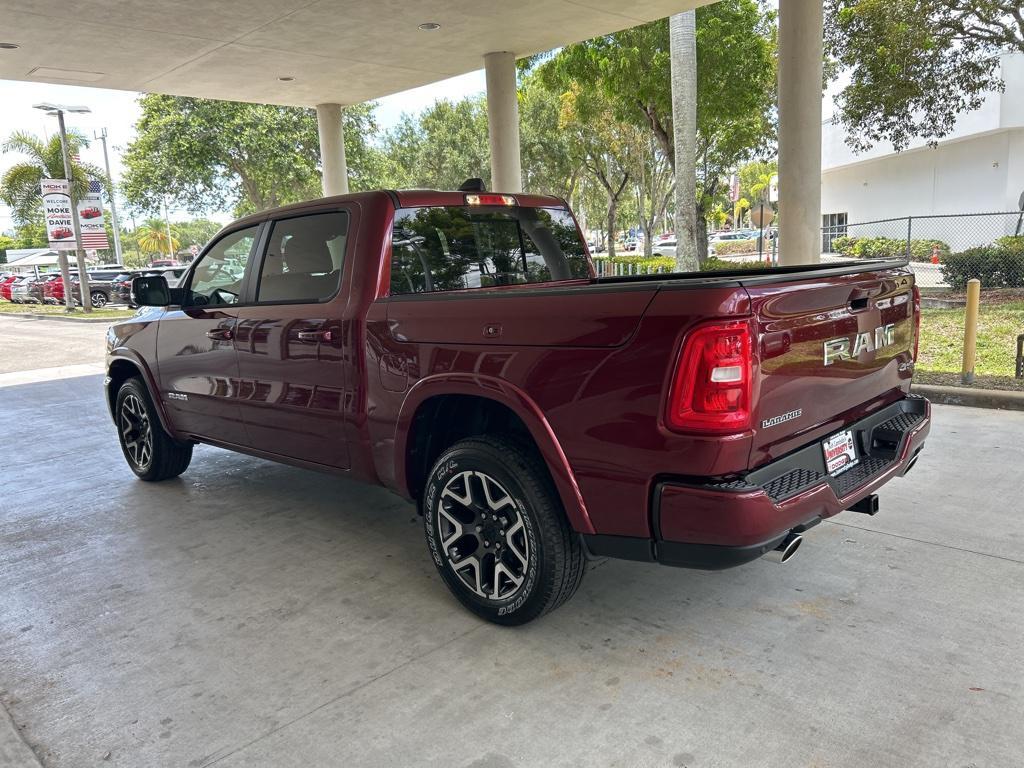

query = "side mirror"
[131,275,171,307]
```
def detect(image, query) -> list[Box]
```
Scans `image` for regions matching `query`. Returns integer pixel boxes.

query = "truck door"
[155,226,260,446]
[231,209,352,469]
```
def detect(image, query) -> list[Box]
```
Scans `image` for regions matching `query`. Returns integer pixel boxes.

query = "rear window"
[390,206,589,295]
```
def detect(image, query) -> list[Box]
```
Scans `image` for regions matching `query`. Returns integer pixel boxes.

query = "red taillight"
[911,284,921,362]
[667,320,754,434]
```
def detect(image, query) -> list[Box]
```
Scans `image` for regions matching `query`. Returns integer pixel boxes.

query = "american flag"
[88,179,102,193]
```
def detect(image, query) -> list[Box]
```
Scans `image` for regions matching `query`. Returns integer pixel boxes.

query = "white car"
[653,239,677,257]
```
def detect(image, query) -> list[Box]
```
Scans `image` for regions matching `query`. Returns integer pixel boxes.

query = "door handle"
[206,328,233,341]
[297,328,334,343]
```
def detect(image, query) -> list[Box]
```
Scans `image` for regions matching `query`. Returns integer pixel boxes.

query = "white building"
[821,52,1024,251]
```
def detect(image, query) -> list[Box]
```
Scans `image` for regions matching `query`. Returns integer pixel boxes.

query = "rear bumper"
[582,394,930,569]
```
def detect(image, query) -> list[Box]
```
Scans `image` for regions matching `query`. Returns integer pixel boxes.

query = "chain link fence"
[592,212,1024,291]
[823,211,1024,290]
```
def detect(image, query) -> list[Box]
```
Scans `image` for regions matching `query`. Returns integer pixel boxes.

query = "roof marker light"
[466,194,517,206]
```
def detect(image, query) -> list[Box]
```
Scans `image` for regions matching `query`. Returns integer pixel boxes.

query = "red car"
[105,186,930,625]
[80,207,102,219]
[51,227,73,240]
[0,274,19,301]
[41,274,67,304]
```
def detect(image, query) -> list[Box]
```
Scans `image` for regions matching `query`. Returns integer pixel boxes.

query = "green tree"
[136,219,180,258]
[0,234,14,263]
[540,0,776,259]
[12,219,47,250]
[825,0,1023,152]
[0,131,105,226]
[122,96,382,216]
[519,71,584,199]
[380,98,490,190]
[173,218,222,249]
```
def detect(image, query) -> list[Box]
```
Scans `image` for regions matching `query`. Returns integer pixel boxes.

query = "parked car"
[9,275,36,303]
[70,269,125,308]
[106,185,930,625]
[112,268,189,306]
[0,274,19,301]
[39,273,65,304]
[653,239,677,258]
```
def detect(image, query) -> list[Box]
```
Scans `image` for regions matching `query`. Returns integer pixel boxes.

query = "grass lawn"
[917,301,1024,379]
[0,302,135,320]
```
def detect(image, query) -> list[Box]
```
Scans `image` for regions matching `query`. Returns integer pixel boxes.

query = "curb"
[912,382,1024,411]
[0,311,120,324]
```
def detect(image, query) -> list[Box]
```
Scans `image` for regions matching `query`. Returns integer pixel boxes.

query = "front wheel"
[91,290,108,308]
[115,377,193,481]
[423,436,585,625]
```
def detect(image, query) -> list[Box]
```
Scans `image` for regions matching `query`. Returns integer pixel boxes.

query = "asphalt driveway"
[0,317,1021,767]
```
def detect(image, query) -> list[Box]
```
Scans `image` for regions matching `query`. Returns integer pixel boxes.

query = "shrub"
[713,239,758,256]
[995,235,1024,257]
[941,243,1024,290]
[830,236,950,262]
[701,257,769,271]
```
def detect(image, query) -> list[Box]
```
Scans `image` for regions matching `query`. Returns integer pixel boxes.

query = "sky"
[0,70,487,235]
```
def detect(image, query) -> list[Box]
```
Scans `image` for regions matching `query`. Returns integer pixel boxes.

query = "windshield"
[390,206,589,295]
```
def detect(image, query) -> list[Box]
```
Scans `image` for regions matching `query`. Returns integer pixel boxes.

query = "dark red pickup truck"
[105,188,930,624]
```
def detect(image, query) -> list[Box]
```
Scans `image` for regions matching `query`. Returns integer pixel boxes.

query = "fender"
[393,373,595,535]
[106,349,181,440]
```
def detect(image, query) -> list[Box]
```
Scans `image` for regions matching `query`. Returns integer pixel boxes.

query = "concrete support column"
[484,51,523,193]
[316,103,349,196]
[777,0,823,265]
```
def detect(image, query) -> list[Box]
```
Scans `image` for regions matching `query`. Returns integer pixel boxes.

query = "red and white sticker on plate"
[822,430,859,476]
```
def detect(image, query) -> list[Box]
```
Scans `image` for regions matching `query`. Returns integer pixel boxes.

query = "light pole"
[33,102,93,313]
[94,128,123,263]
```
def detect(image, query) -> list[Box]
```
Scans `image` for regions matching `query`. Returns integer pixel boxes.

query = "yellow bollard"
[961,278,980,384]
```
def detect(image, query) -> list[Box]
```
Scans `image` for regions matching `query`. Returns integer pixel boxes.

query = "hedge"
[831,236,951,263]
[713,239,758,256]
[596,255,770,274]
[941,238,1024,290]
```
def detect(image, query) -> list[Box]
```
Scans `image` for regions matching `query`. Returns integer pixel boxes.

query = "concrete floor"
[1,317,1022,767]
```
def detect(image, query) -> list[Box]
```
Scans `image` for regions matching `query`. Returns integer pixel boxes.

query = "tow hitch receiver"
[848,493,880,516]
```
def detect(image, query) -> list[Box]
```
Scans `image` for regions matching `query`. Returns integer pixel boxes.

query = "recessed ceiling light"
[278,76,295,82]
[0,42,20,50]
[418,22,441,30]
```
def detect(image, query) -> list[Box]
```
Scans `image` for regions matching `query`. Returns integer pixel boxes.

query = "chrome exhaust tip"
[765,532,802,564]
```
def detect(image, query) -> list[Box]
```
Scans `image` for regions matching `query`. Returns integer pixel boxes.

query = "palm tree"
[670,11,699,272]
[136,219,180,258]
[0,131,106,226]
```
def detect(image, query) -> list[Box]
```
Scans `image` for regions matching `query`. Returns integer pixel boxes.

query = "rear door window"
[255,211,348,304]
[390,206,588,295]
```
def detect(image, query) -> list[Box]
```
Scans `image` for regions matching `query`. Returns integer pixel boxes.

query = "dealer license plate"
[822,430,859,476]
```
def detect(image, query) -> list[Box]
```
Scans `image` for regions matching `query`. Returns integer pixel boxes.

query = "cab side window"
[255,211,348,304]
[186,227,258,306]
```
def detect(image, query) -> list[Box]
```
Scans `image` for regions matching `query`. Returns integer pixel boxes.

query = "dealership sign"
[77,192,109,250]
[41,178,77,251]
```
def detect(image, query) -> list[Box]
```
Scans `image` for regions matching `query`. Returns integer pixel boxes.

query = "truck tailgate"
[745,267,917,468]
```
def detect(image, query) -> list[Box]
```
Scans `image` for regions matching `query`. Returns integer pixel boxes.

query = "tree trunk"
[607,199,618,259]
[670,10,699,272]
[696,201,709,263]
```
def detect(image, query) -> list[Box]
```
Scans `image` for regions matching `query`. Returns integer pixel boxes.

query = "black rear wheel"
[423,436,585,625]
[115,377,192,481]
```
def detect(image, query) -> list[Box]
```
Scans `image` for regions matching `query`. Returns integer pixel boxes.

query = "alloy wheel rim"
[437,470,530,601]
[120,394,153,469]
[92,292,107,308]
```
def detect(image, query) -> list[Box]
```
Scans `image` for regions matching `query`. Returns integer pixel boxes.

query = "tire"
[423,436,585,625]
[115,377,193,481]
[91,290,109,308]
